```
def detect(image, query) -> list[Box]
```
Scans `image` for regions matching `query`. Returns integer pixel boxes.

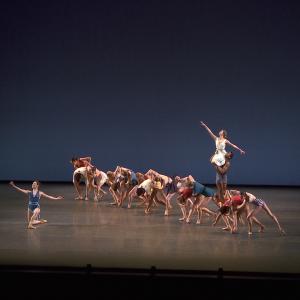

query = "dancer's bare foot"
[28,224,36,229]
[196,220,201,224]
[75,196,83,200]
[185,219,191,223]
[222,226,230,231]
[248,231,253,235]
[164,210,169,216]
[85,197,89,201]
[280,228,286,235]
[258,225,265,233]
[179,217,186,221]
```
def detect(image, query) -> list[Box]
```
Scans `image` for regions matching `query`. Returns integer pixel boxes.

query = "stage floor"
[0,183,299,273]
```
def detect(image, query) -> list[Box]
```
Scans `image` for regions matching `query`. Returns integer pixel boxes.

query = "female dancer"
[89,166,108,201]
[243,192,285,235]
[145,169,172,213]
[106,171,120,205]
[176,187,194,221]
[114,166,138,206]
[73,166,90,200]
[185,176,216,224]
[200,121,245,166]
[213,191,265,234]
[9,181,63,229]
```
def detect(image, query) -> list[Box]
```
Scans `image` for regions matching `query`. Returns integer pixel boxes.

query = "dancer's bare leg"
[186,196,201,223]
[74,181,83,200]
[145,190,157,214]
[196,207,202,224]
[178,204,187,221]
[262,204,285,234]
[28,208,40,229]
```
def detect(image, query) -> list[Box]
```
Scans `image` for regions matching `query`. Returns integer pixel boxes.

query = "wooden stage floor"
[0,183,299,274]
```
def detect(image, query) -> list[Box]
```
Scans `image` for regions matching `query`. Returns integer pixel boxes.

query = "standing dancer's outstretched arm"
[200,121,217,141]
[40,192,63,200]
[225,140,245,155]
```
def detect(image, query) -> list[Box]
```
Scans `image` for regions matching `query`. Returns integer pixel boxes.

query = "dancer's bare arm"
[9,181,30,195]
[40,192,63,200]
[80,157,92,162]
[200,121,217,141]
[226,140,245,155]
[215,162,230,175]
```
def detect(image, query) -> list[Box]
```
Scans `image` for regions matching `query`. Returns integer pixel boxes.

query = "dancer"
[114,166,138,206]
[185,176,216,224]
[9,181,63,229]
[109,169,128,206]
[72,167,89,200]
[213,152,233,202]
[145,176,171,216]
[165,175,181,207]
[176,186,194,221]
[145,169,172,213]
[200,121,245,166]
[106,171,120,205]
[213,191,265,234]
[127,184,149,208]
[89,166,108,201]
[242,192,285,235]
[136,177,155,212]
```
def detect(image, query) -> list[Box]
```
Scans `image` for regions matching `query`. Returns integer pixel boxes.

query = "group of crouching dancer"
[71,157,285,235]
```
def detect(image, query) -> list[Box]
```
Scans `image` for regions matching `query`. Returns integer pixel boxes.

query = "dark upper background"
[0,0,299,185]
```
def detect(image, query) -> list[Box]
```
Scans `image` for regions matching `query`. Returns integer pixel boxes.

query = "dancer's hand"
[9,181,15,187]
[240,150,246,155]
[200,121,206,127]
[57,196,63,200]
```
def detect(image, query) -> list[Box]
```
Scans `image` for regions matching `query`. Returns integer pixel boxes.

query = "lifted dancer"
[200,121,245,166]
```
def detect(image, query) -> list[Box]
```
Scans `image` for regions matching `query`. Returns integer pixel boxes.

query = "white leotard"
[73,167,87,183]
[138,179,153,196]
[211,138,227,166]
[98,171,108,186]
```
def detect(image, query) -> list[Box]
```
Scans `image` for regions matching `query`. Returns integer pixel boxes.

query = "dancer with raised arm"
[200,121,245,166]
[9,181,63,229]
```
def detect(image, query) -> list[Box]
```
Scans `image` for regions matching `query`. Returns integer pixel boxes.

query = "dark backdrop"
[1,0,299,185]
